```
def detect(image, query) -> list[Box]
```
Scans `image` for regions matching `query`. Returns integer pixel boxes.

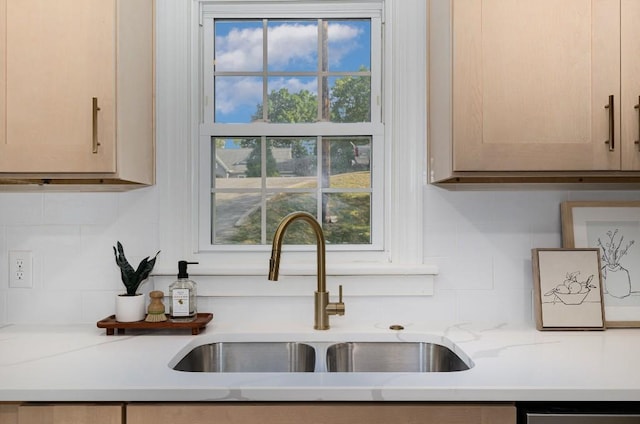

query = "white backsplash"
[1,184,639,326]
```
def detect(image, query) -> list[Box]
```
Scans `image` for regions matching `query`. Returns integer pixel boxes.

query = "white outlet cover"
[9,250,32,288]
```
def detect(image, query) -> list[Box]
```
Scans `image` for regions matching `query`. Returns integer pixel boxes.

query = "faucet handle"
[327,285,345,317]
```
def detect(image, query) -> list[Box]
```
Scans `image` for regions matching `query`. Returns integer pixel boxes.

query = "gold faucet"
[268,211,345,330]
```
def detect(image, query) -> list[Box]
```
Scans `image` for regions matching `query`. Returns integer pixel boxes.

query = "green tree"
[249,88,317,164]
[214,138,226,149]
[246,73,371,177]
[252,88,317,124]
[244,88,318,176]
[328,70,371,174]
[330,67,371,123]
[245,142,279,177]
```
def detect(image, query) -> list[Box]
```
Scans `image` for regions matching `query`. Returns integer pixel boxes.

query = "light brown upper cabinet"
[0,0,154,189]
[429,0,640,184]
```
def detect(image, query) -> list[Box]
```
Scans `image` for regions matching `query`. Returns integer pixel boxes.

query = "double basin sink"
[172,340,472,373]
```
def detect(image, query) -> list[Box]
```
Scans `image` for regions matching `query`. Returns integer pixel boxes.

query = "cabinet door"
[127,403,516,424]
[0,0,6,151]
[0,0,116,173]
[17,404,122,424]
[621,0,640,170]
[0,404,19,424]
[453,0,620,172]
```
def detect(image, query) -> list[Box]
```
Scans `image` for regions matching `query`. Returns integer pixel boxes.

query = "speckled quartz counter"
[0,321,638,402]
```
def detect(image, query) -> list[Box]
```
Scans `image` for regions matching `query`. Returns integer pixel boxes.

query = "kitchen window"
[157,0,428,276]
[198,1,384,252]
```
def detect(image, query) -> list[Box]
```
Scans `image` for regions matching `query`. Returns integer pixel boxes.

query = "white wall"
[1,1,639,327]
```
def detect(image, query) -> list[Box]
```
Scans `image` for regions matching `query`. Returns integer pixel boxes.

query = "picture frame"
[561,201,640,328]
[532,248,605,331]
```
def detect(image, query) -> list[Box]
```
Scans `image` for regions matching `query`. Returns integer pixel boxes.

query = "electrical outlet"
[9,250,32,288]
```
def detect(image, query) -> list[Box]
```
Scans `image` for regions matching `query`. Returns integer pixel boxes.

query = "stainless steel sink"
[326,342,470,372]
[173,342,316,373]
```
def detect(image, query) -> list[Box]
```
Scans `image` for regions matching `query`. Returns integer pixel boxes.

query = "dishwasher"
[518,402,640,423]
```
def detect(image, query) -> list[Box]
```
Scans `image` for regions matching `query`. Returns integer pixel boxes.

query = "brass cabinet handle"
[634,96,640,152]
[92,97,101,154]
[604,95,615,151]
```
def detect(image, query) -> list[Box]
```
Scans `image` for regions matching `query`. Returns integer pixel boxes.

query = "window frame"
[197,1,385,253]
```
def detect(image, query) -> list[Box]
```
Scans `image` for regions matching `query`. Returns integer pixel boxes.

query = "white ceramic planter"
[115,293,146,322]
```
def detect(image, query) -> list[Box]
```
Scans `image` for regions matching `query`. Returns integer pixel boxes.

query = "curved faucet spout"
[268,211,326,292]
[268,211,344,330]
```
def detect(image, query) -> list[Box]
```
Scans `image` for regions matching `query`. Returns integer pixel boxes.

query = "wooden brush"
[145,290,167,322]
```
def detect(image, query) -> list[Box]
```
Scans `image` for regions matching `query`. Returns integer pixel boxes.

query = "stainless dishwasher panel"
[527,413,640,423]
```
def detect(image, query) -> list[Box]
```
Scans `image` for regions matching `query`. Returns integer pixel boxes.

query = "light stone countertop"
[0,320,638,402]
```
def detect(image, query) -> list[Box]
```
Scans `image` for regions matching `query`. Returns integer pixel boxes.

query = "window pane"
[266,77,318,123]
[266,193,317,244]
[267,20,318,72]
[214,76,263,123]
[330,75,371,123]
[328,20,371,72]
[213,193,262,245]
[214,20,263,72]
[321,137,371,188]
[266,137,317,187]
[215,137,262,186]
[323,193,371,244]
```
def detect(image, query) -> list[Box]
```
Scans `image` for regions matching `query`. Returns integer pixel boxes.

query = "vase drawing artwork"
[597,229,634,299]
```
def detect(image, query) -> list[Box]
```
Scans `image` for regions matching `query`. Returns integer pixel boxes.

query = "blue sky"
[214,19,371,124]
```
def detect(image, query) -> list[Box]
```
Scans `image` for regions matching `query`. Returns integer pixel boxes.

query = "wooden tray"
[97,313,213,335]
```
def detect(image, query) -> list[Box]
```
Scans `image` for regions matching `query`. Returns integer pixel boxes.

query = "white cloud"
[267,23,318,69]
[327,23,364,67]
[215,26,263,71]
[215,76,262,116]
[269,77,317,94]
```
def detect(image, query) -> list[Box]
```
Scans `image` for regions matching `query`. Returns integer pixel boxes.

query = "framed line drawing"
[561,201,640,327]
[532,248,605,331]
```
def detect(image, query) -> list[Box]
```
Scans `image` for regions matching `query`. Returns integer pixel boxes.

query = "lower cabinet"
[0,404,18,424]
[0,402,516,424]
[126,403,516,424]
[3,404,123,424]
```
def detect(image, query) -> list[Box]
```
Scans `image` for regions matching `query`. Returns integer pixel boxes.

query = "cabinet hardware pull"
[92,97,101,154]
[604,95,615,152]
[635,96,640,152]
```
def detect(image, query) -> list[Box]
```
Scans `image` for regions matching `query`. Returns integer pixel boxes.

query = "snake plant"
[113,241,160,295]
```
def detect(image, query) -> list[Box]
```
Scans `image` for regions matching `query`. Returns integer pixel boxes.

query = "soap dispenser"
[169,261,198,322]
